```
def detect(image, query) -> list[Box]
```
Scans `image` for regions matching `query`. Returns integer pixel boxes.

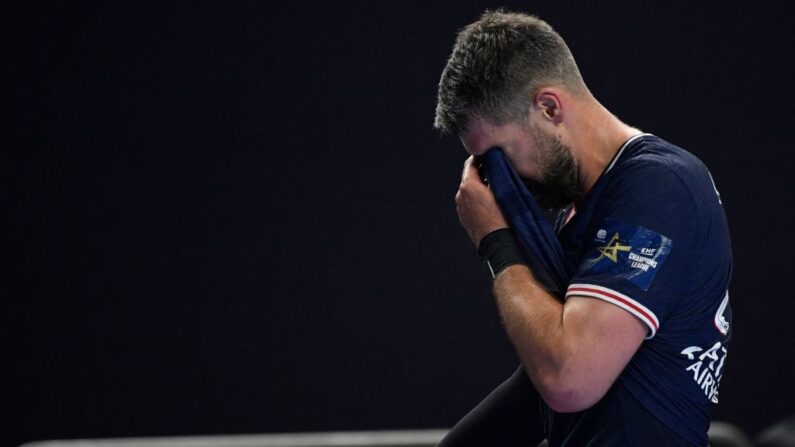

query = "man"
[434,10,732,446]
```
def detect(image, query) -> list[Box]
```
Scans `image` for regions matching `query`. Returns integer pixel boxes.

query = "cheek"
[507,149,543,181]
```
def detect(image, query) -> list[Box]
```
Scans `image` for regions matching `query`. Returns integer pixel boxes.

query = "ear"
[534,88,563,125]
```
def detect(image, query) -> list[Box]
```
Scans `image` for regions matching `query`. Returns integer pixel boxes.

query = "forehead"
[460,117,526,156]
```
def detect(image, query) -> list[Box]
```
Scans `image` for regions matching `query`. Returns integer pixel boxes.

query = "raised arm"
[455,156,646,412]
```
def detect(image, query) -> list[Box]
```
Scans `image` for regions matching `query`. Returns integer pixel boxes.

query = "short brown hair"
[434,10,588,135]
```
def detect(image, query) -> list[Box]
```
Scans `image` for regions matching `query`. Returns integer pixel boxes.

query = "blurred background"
[8,1,794,446]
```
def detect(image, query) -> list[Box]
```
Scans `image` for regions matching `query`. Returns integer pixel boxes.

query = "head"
[434,10,590,209]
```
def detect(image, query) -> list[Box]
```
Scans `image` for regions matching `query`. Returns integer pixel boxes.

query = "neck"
[569,99,642,200]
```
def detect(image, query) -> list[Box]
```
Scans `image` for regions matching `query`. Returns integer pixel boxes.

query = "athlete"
[434,10,733,446]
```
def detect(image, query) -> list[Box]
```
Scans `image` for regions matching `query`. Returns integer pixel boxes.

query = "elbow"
[534,370,606,413]
[543,388,599,413]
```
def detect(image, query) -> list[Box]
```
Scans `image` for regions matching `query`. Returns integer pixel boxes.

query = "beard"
[522,124,580,210]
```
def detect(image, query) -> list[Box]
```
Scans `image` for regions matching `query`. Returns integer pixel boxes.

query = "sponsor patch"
[580,217,672,291]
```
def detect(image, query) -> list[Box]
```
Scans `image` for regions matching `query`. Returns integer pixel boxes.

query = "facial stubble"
[523,124,580,210]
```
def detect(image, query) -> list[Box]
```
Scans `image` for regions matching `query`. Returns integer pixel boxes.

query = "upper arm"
[546,294,646,412]
[546,160,701,411]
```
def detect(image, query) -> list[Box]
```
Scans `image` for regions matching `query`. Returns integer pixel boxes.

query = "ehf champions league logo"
[582,218,672,291]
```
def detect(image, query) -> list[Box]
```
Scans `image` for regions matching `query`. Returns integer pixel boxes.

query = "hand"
[455,156,509,246]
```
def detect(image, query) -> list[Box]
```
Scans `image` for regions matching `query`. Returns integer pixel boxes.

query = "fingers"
[461,156,485,188]
[455,156,508,245]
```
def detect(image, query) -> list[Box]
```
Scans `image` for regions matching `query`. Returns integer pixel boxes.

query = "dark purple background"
[9,2,794,446]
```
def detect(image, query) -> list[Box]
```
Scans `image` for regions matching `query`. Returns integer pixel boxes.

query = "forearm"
[454,154,641,411]
[492,264,591,411]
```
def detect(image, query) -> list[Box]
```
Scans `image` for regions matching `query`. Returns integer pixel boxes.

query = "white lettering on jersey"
[680,341,728,404]
[708,171,722,205]
[714,291,730,335]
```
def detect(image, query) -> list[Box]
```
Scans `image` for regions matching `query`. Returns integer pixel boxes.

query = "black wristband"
[477,228,526,279]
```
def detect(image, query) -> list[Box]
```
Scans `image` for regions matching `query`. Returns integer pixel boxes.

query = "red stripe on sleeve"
[568,286,659,331]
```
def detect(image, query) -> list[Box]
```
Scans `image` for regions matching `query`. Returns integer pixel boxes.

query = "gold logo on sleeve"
[596,233,632,263]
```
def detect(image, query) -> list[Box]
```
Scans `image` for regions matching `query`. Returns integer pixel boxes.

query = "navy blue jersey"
[549,134,733,445]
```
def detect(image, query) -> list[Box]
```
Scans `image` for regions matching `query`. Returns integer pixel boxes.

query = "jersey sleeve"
[566,161,698,338]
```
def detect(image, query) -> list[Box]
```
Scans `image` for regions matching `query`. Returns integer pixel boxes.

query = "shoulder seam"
[604,157,702,300]
[648,163,702,301]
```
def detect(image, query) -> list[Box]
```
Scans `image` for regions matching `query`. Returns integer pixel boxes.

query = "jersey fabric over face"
[547,134,733,446]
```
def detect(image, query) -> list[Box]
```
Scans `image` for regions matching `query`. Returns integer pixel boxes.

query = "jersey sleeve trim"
[566,283,660,338]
